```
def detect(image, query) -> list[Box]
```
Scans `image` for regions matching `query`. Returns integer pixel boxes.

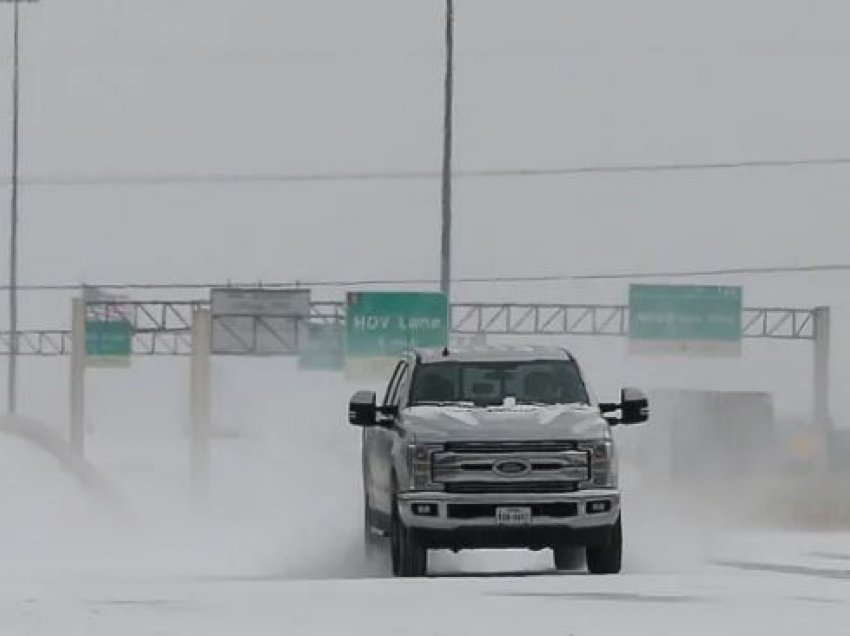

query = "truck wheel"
[390,498,427,577]
[552,546,584,571]
[586,516,622,575]
[401,524,427,578]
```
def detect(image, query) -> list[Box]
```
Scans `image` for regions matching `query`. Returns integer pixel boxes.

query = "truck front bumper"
[397,489,620,550]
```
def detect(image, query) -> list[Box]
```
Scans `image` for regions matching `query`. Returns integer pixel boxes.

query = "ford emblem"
[494,459,532,477]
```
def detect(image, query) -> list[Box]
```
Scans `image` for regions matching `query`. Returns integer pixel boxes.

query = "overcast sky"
[0,0,848,286]
[0,1,849,421]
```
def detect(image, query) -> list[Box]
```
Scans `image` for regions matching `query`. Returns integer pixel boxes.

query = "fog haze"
[0,4,848,633]
[1,1,848,423]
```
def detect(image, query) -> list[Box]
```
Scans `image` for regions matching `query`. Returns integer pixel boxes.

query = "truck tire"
[552,546,584,571]
[586,516,622,575]
[390,497,427,577]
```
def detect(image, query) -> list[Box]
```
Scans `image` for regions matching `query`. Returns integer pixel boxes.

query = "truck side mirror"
[349,390,377,427]
[620,387,649,425]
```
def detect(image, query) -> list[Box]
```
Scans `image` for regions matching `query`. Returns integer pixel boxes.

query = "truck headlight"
[579,439,618,489]
[407,444,444,491]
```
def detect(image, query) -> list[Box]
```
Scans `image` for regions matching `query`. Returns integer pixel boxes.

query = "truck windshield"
[409,360,589,407]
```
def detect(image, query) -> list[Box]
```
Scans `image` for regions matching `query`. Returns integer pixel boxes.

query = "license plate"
[496,506,532,526]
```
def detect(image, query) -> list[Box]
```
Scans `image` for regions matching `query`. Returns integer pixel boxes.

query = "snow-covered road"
[1,536,848,636]
[0,363,846,635]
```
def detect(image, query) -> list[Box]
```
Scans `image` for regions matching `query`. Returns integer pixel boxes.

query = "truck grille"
[433,441,590,490]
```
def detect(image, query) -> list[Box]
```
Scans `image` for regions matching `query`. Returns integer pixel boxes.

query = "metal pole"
[190,307,212,499]
[812,306,831,428]
[69,298,86,455]
[439,0,454,298]
[7,0,21,414]
[812,306,832,470]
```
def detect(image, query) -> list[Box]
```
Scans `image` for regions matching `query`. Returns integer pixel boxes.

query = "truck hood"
[402,404,608,443]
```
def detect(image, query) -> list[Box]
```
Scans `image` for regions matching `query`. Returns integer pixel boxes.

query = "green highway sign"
[346,292,449,374]
[86,319,133,367]
[629,284,742,354]
[299,323,345,371]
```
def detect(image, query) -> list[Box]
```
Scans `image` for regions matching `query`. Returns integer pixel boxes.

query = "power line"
[572,263,850,280]
[3,156,850,188]
[3,263,850,293]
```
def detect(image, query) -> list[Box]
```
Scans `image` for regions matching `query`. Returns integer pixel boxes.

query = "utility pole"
[439,0,454,299]
[6,0,22,414]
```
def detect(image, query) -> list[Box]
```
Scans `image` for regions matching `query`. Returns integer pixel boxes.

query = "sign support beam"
[812,306,831,431]
[69,298,86,455]
[189,307,212,499]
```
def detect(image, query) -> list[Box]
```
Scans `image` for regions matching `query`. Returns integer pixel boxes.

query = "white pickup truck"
[348,346,649,577]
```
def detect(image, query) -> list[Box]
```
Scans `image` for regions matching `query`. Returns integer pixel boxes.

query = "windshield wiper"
[412,400,476,408]
[515,400,590,407]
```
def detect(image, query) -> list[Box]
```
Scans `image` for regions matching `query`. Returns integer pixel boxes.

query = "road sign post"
[629,285,743,355]
[346,291,449,377]
[69,294,134,456]
[812,306,831,432]
[190,307,212,499]
[69,298,86,455]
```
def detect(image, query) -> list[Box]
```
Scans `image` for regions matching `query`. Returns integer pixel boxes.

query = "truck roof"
[414,345,574,364]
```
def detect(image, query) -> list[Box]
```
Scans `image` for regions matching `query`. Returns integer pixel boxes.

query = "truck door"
[365,360,407,515]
